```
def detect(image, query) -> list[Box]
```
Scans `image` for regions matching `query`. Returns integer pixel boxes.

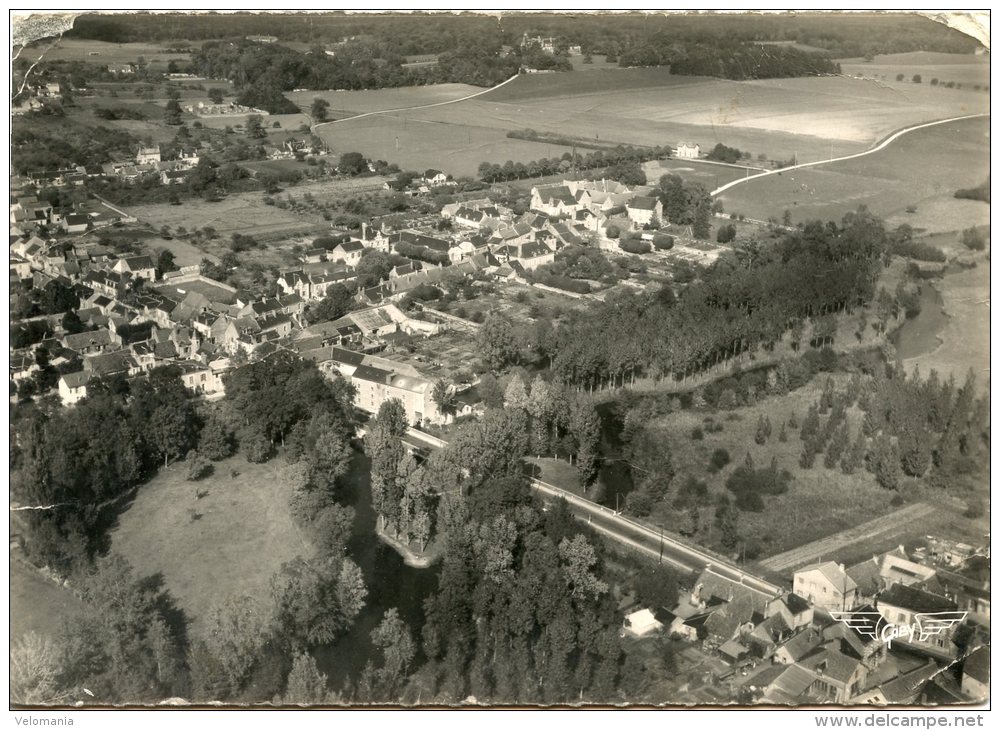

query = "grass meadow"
[717,116,990,230]
[110,454,314,636]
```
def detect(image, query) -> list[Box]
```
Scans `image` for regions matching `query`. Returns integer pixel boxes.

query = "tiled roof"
[877,584,957,614]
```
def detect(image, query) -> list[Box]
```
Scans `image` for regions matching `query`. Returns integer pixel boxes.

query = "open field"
[286,83,481,116]
[841,50,990,88]
[317,64,987,178]
[319,115,556,178]
[901,259,991,389]
[19,38,194,65]
[196,112,310,131]
[717,116,990,230]
[110,454,314,635]
[144,235,217,267]
[129,190,326,238]
[428,71,987,148]
[644,158,755,190]
[10,557,85,642]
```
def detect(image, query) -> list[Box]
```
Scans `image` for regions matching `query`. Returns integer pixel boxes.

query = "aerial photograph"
[8,9,990,713]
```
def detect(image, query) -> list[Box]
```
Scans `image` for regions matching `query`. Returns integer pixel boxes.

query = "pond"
[313,451,440,693]
[891,279,948,361]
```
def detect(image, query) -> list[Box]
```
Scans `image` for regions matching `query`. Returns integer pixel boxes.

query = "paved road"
[311,75,520,133]
[711,113,990,196]
[402,428,783,595]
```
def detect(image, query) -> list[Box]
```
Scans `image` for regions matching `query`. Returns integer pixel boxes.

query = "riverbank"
[375,525,441,568]
[898,256,990,390]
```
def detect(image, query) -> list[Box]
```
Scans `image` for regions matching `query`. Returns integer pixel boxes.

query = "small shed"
[623,608,663,638]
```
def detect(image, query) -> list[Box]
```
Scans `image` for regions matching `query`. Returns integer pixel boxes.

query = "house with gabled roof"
[960,645,989,701]
[113,255,156,282]
[875,584,961,658]
[62,328,117,356]
[530,184,580,217]
[58,370,93,406]
[330,240,364,266]
[626,195,663,226]
[794,562,858,612]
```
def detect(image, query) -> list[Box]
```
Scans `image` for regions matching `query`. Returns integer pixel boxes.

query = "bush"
[652,233,675,250]
[726,464,792,512]
[619,238,652,255]
[690,427,704,441]
[185,450,213,481]
[890,239,947,262]
[716,224,737,244]
[709,448,731,473]
[890,494,905,507]
[963,501,984,519]
[626,490,654,517]
[961,227,986,251]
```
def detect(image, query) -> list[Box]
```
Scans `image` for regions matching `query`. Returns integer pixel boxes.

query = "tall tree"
[310,97,330,123]
[366,399,408,532]
[281,652,332,705]
[568,395,602,487]
[478,312,520,374]
[430,379,457,424]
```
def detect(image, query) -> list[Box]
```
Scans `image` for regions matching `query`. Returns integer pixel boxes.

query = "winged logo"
[914,612,968,641]
[829,611,887,640]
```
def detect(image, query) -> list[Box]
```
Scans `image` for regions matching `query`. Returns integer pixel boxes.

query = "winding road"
[711,112,989,196]
[311,75,520,134]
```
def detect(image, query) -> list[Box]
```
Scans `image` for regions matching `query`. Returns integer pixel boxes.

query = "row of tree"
[530,209,888,390]
[477,145,666,184]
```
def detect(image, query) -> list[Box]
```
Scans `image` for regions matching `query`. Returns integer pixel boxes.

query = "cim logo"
[829,611,967,649]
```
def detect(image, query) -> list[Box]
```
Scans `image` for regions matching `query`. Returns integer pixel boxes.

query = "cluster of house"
[292,304,455,427]
[14,145,201,193]
[623,543,990,705]
[526,177,673,248]
[183,100,268,117]
[384,169,454,195]
[12,81,62,115]
[10,211,465,424]
[519,33,582,55]
[100,145,201,186]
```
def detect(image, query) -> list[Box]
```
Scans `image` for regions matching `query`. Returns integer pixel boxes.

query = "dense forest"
[66,11,979,59]
[187,39,566,112]
[56,13,979,108]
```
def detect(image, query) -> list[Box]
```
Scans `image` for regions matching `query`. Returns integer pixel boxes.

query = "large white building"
[676,142,701,159]
[793,562,858,612]
[322,347,444,426]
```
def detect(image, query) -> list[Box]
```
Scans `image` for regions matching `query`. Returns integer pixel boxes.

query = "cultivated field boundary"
[311,75,520,133]
[711,112,990,196]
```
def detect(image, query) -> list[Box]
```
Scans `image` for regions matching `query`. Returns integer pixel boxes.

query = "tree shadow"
[138,571,191,656]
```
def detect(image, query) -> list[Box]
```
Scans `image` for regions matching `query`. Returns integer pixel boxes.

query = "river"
[313,450,440,693]
[890,277,948,360]
[594,401,636,511]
